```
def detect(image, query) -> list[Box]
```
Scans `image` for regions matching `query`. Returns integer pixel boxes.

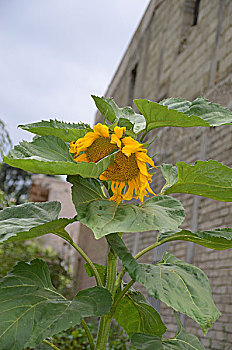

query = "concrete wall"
[88,0,232,348]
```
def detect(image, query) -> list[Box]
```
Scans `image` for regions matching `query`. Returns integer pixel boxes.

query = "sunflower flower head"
[70,123,156,204]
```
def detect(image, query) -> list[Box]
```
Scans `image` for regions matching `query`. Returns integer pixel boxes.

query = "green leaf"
[160,164,178,193]
[134,97,232,133]
[107,236,220,334]
[159,228,232,250]
[162,313,206,349]
[19,119,91,142]
[92,95,146,133]
[131,333,164,350]
[131,314,206,349]
[114,290,166,337]
[0,259,112,350]
[134,99,209,132]
[165,160,232,201]
[131,253,220,334]
[4,135,118,177]
[84,263,107,286]
[0,201,74,244]
[92,95,117,123]
[68,175,106,205]
[160,97,232,126]
[69,176,185,239]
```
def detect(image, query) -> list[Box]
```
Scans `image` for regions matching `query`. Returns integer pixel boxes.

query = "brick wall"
[78,0,232,348]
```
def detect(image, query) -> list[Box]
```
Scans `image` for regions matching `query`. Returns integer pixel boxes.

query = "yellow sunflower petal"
[110,192,123,204]
[136,159,149,176]
[93,123,110,138]
[114,126,126,139]
[74,153,89,163]
[109,181,125,204]
[69,141,77,153]
[99,173,108,180]
[123,179,135,201]
[111,134,121,148]
[121,137,145,157]
[136,152,155,167]
[122,137,142,148]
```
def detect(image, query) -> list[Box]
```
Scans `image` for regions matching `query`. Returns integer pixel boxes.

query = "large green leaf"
[131,333,164,350]
[4,135,118,177]
[162,313,206,349]
[0,259,112,350]
[134,97,232,132]
[69,176,185,239]
[114,291,166,337]
[159,228,232,250]
[92,95,146,133]
[134,99,209,132]
[107,236,220,334]
[131,314,206,350]
[19,119,91,142]
[165,160,232,201]
[0,201,74,244]
[160,97,232,126]
[131,253,220,334]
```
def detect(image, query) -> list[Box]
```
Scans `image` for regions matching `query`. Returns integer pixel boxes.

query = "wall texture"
[78,0,232,348]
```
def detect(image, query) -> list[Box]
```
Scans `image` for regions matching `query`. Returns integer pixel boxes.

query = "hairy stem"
[106,248,117,294]
[134,240,162,261]
[42,339,61,350]
[81,319,95,350]
[96,247,118,350]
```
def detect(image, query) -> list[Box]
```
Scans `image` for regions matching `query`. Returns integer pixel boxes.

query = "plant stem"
[134,240,162,261]
[96,316,112,350]
[96,280,135,349]
[42,339,61,350]
[81,319,95,350]
[68,239,103,287]
[96,247,118,350]
[106,248,117,294]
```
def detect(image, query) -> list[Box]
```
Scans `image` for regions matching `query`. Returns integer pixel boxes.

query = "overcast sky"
[0,0,150,146]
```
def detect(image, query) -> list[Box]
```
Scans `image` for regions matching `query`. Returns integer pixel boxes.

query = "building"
[29,175,81,290]
[77,1,232,349]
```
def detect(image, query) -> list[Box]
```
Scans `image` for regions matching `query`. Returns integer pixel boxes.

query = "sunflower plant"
[1,95,232,350]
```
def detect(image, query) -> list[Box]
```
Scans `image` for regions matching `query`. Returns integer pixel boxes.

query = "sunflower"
[69,123,156,204]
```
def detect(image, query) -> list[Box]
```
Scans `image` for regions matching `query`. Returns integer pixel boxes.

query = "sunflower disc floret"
[69,123,156,203]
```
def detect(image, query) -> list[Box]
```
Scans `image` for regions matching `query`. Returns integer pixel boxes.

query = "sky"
[0,0,150,146]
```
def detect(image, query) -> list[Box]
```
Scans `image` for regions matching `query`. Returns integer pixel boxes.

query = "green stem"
[134,240,162,261]
[96,247,118,350]
[68,239,103,287]
[42,339,61,350]
[81,319,95,350]
[96,316,112,350]
[106,248,117,294]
